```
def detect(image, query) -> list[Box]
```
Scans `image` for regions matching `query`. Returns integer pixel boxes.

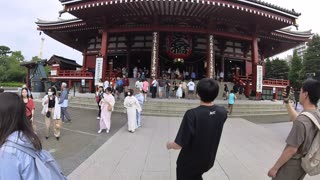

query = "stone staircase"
[68,96,288,117]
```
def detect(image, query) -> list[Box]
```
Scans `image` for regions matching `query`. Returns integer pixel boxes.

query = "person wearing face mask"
[41,87,62,140]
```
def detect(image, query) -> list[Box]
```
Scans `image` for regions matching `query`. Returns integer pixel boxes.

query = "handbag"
[108,105,113,111]
[46,111,51,118]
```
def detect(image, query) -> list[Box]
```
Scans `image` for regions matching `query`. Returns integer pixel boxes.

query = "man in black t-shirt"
[166,78,228,180]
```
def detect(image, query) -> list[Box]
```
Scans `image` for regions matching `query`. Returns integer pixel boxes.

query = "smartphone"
[285,86,290,98]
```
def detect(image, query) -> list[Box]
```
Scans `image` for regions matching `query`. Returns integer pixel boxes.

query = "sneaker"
[97,117,100,120]
[106,129,109,134]
[98,129,102,134]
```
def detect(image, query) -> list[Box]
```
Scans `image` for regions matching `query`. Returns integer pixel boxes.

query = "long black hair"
[20,87,30,99]
[0,92,41,150]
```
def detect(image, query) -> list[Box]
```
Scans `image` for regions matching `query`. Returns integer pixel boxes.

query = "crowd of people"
[1,78,320,180]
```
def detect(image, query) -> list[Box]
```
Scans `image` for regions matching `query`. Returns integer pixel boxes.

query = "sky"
[0,0,319,65]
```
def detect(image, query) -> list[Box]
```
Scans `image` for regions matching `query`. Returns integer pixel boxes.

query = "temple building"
[36,0,312,95]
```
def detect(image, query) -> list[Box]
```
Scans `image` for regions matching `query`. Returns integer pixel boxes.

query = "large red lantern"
[166,33,192,60]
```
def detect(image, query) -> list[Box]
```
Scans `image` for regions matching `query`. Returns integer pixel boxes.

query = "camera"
[285,86,291,98]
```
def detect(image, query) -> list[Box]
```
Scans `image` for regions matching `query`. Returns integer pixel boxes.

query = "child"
[166,78,228,180]
[228,90,237,115]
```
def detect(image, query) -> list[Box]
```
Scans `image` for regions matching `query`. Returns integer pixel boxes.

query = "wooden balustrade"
[57,70,93,77]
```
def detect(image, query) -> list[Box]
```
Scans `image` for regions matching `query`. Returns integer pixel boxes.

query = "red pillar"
[100,30,108,81]
[68,80,72,89]
[89,80,92,93]
[251,37,259,94]
[82,49,87,71]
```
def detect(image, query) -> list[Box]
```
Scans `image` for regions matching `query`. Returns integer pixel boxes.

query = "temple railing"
[263,79,290,87]
[56,70,93,77]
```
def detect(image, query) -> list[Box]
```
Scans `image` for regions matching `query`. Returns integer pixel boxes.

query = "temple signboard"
[166,33,192,60]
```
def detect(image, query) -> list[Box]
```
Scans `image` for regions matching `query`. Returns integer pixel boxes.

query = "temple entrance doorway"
[224,58,246,81]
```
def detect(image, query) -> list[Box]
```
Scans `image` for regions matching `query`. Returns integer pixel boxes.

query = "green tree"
[265,58,289,79]
[265,58,272,78]
[288,50,303,88]
[0,48,26,82]
[31,56,41,62]
[0,46,11,57]
[302,34,320,79]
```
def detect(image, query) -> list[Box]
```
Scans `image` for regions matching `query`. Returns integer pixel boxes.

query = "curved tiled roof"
[36,18,82,26]
[240,0,301,16]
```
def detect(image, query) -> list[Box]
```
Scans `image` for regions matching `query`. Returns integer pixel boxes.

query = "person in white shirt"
[219,71,224,83]
[104,79,109,90]
[187,79,195,99]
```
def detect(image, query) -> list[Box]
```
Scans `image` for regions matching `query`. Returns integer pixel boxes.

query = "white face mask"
[48,92,53,96]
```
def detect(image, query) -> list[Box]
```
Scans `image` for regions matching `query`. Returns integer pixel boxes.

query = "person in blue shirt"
[0,92,42,179]
[228,90,237,115]
[134,88,144,127]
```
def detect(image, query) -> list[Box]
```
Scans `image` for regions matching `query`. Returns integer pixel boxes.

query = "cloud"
[0,0,82,64]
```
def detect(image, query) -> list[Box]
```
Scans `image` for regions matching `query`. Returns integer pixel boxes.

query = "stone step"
[69,103,286,114]
[69,100,285,109]
[69,102,286,111]
[68,104,287,117]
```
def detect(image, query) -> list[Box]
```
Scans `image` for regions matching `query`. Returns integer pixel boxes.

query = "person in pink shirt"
[142,79,149,102]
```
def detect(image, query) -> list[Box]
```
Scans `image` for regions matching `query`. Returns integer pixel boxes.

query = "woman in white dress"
[124,89,142,133]
[176,82,183,99]
[98,87,115,134]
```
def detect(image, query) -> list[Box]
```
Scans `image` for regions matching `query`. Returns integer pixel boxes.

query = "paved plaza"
[31,101,319,180]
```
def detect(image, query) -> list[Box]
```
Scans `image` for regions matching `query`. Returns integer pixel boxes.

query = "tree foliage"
[0,46,26,82]
[288,50,303,88]
[302,34,320,80]
[264,58,289,80]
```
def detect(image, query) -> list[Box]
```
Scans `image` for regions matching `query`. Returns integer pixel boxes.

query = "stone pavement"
[68,115,319,180]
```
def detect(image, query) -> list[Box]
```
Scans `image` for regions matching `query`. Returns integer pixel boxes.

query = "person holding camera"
[268,79,320,179]
[41,87,62,140]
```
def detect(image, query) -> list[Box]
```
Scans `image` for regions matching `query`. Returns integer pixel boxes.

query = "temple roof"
[238,0,301,16]
[60,0,301,17]
[47,55,82,67]
[36,18,84,27]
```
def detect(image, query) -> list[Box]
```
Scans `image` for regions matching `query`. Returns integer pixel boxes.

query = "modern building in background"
[295,42,308,59]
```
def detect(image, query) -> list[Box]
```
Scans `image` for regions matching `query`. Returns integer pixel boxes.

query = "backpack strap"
[4,141,37,159]
[301,112,320,130]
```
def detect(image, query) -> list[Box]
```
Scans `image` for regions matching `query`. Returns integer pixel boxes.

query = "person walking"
[21,87,36,131]
[42,87,62,140]
[165,78,171,98]
[227,90,236,115]
[123,75,130,93]
[182,80,188,98]
[134,88,144,128]
[95,86,104,120]
[151,77,158,98]
[59,82,71,123]
[187,79,195,99]
[176,82,183,99]
[115,77,124,100]
[124,89,142,133]
[158,77,165,98]
[166,78,228,180]
[268,79,320,180]
[223,84,229,100]
[98,87,115,134]
[142,79,149,101]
